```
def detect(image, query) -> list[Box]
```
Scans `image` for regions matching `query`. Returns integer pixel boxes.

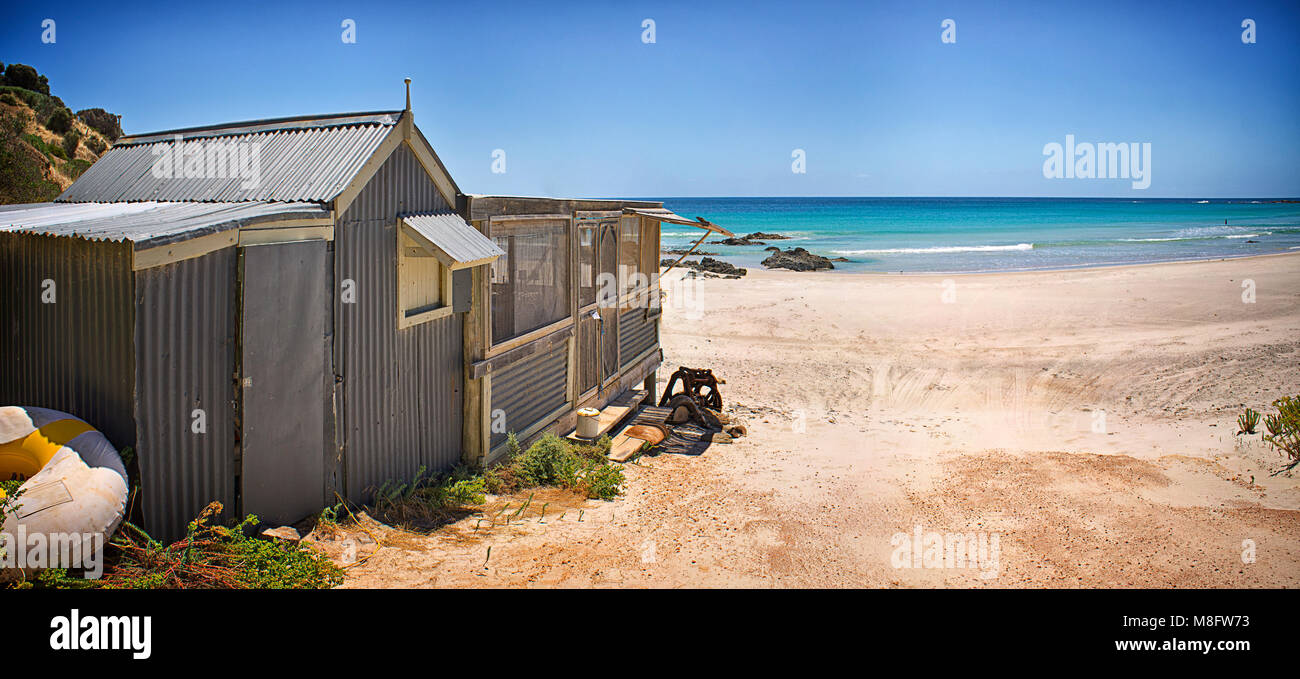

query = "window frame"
[484,214,575,354]
[617,215,656,311]
[396,221,454,329]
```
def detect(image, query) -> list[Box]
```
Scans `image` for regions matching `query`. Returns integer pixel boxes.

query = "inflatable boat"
[0,406,129,570]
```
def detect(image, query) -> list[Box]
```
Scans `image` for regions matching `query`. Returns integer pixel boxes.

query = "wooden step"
[564,389,647,442]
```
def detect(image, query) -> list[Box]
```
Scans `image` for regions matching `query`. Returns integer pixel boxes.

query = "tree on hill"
[2,63,50,95]
[76,108,123,141]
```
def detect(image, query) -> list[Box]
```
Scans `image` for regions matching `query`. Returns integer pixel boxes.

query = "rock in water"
[746,232,792,240]
[761,247,835,271]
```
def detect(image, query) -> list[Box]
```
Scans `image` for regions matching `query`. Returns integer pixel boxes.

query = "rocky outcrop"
[761,247,835,271]
[712,232,791,246]
[660,257,747,278]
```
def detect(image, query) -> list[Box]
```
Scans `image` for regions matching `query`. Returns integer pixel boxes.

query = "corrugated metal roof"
[57,112,400,203]
[0,201,329,248]
[402,212,505,268]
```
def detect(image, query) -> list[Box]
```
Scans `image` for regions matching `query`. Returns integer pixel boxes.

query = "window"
[490,218,570,345]
[618,216,642,296]
[397,229,450,328]
[641,217,659,285]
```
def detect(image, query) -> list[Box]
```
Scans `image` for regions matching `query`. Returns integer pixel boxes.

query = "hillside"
[0,61,121,204]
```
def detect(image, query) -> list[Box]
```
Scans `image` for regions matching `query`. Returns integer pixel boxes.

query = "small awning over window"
[622,207,734,237]
[401,213,505,270]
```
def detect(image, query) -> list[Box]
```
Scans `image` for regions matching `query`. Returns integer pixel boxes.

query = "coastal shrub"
[4,110,26,137]
[335,433,625,533]
[514,434,582,487]
[485,433,623,499]
[2,63,47,94]
[578,461,625,500]
[370,464,489,528]
[23,133,47,154]
[0,111,61,203]
[22,132,70,164]
[45,107,73,134]
[0,86,42,109]
[64,158,91,180]
[105,505,342,589]
[86,135,105,155]
[76,108,123,141]
[1238,408,1260,435]
[4,502,344,589]
[1259,397,1300,473]
[0,93,18,107]
[1,479,23,517]
[61,129,79,157]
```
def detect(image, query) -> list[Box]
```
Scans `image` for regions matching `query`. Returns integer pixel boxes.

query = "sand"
[335,253,1300,588]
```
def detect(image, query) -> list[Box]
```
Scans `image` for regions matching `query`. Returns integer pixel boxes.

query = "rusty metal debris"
[659,366,723,411]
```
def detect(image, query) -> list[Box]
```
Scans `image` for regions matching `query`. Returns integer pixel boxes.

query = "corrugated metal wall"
[619,307,657,368]
[0,233,136,451]
[335,144,463,502]
[134,248,238,541]
[489,342,569,450]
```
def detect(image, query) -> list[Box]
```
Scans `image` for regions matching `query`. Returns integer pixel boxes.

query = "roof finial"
[404,78,412,112]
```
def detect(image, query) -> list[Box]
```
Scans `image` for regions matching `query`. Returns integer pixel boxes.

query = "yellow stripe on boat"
[0,418,94,480]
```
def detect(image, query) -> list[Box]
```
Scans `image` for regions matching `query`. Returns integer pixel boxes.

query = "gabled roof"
[56,111,402,203]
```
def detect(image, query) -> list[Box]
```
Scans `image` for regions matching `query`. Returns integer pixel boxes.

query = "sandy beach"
[338,253,1300,588]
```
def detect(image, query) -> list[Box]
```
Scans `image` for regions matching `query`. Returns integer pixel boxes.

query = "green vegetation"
[370,464,488,527]
[1238,407,1260,435]
[0,62,119,205]
[61,129,79,157]
[26,133,65,160]
[1,63,50,95]
[363,433,625,531]
[45,106,73,134]
[64,158,91,180]
[0,110,61,203]
[1,479,23,521]
[1262,397,1299,472]
[4,502,343,589]
[485,433,624,500]
[75,107,122,141]
[1242,396,1300,475]
[1,86,40,109]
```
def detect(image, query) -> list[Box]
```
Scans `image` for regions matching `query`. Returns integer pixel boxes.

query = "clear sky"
[3,0,1297,197]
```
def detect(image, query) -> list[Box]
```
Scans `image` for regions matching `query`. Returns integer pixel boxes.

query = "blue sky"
[3,0,1297,197]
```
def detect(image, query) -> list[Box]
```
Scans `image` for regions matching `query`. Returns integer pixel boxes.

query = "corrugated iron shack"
[0,102,723,540]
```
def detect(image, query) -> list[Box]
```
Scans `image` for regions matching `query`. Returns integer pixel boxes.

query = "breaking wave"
[833,243,1034,255]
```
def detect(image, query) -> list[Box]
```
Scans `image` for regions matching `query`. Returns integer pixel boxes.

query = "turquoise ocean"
[652,197,1300,273]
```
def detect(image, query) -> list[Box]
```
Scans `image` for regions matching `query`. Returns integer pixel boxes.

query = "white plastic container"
[576,407,601,438]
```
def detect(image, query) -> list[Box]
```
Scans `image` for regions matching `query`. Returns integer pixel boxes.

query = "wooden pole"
[660,230,710,276]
